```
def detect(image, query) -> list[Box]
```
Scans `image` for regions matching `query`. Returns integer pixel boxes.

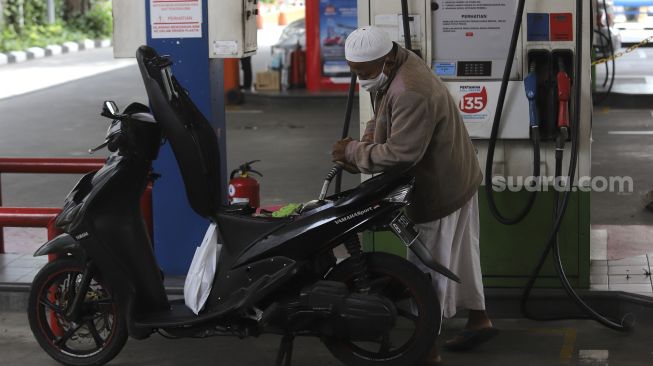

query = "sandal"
[443,327,499,352]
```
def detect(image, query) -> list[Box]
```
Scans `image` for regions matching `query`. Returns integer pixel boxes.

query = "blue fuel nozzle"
[524,71,539,129]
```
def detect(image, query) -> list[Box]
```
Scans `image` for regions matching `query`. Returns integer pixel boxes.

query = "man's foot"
[443,327,499,352]
[444,310,498,352]
[466,309,494,330]
[419,344,442,365]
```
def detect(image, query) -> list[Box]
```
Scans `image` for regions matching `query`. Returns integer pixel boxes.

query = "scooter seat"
[216,210,291,253]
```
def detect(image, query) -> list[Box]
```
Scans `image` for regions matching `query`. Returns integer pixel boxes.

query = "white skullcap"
[345,26,393,63]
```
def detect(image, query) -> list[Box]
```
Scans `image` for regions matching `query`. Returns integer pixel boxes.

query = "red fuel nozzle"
[557,70,571,129]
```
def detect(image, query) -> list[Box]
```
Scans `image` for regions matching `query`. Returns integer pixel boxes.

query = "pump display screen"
[432,0,518,80]
[457,61,492,77]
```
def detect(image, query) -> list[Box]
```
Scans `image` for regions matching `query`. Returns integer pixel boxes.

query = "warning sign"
[150,0,202,39]
[457,85,490,123]
[433,0,516,61]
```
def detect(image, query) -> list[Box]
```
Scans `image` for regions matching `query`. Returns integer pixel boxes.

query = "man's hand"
[332,137,353,162]
[331,137,359,173]
[336,161,360,174]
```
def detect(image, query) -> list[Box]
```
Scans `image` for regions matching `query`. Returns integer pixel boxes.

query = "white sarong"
[407,193,485,319]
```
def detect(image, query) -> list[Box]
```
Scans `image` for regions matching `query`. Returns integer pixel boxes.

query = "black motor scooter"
[27,46,459,366]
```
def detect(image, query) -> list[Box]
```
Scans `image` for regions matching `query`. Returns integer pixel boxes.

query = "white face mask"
[359,62,388,93]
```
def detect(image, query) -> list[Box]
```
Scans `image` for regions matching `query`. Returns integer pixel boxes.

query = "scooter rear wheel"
[27,258,127,366]
[324,252,440,366]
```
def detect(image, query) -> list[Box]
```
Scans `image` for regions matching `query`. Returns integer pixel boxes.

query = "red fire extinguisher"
[228,160,262,208]
[289,42,306,89]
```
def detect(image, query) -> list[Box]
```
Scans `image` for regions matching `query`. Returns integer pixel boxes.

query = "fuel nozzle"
[556,58,571,156]
[556,58,571,131]
[524,61,540,141]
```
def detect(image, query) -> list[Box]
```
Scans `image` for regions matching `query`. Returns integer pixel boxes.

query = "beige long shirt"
[345,45,482,223]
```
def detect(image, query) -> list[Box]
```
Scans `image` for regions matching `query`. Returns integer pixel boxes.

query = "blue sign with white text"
[434,62,456,76]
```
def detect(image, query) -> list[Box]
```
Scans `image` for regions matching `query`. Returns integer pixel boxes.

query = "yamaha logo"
[334,205,380,225]
[75,232,89,240]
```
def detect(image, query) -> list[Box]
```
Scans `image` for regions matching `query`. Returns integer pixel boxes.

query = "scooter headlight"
[384,184,413,203]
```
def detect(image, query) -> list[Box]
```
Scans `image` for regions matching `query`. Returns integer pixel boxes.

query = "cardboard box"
[256,71,280,91]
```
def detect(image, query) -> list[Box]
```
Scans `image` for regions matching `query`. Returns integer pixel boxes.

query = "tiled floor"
[0,253,47,284]
[590,254,653,297]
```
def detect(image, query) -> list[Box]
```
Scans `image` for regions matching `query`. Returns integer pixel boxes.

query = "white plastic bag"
[184,223,221,315]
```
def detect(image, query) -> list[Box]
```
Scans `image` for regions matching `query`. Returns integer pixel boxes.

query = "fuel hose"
[334,73,358,194]
[484,0,541,225]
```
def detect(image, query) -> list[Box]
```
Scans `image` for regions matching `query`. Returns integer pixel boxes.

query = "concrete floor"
[595,48,653,95]
[1,311,652,366]
[591,107,653,259]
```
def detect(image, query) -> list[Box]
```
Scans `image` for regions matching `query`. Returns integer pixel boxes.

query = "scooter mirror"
[103,101,119,117]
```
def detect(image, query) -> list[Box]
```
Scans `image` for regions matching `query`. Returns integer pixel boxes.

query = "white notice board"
[433,0,516,61]
[150,0,202,39]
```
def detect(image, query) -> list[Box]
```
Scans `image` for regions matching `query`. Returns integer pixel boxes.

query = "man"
[331,26,497,365]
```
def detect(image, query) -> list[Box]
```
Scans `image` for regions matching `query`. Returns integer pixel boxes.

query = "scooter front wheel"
[27,258,127,366]
[324,252,440,366]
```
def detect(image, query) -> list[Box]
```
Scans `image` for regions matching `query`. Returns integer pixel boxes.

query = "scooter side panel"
[234,201,403,267]
[75,156,170,315]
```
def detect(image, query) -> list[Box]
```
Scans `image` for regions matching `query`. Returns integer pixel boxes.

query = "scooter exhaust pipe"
[409,239,461,283]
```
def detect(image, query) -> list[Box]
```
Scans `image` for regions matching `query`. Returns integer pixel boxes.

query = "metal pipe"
[46,219,61,262]
[0,158,153,253]
[141,184,154,242]
[0,177,3,254]
[0,158,104,174]
[0,157,102,249]
[0,208,61,227]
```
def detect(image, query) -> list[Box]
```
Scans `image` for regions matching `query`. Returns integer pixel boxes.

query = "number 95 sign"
[457,86,490,123]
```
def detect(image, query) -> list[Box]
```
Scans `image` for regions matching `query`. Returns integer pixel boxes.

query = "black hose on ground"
[484,0,541,225]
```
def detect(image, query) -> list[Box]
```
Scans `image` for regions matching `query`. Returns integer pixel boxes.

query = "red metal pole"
[0,173,4,254]
[47,218,63,336]
[0,158,104,174]
[0,157,104,253]
[46,218,62,262]
[0,208,61,226]
[140,183,154,242]
[305,0,321,92]
[0,158,158,257]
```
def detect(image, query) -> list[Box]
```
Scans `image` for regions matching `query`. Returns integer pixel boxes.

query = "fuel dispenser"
[358,0,593,295]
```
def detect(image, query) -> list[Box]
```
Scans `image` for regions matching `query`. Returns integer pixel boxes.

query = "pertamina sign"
[458,85,489,123]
